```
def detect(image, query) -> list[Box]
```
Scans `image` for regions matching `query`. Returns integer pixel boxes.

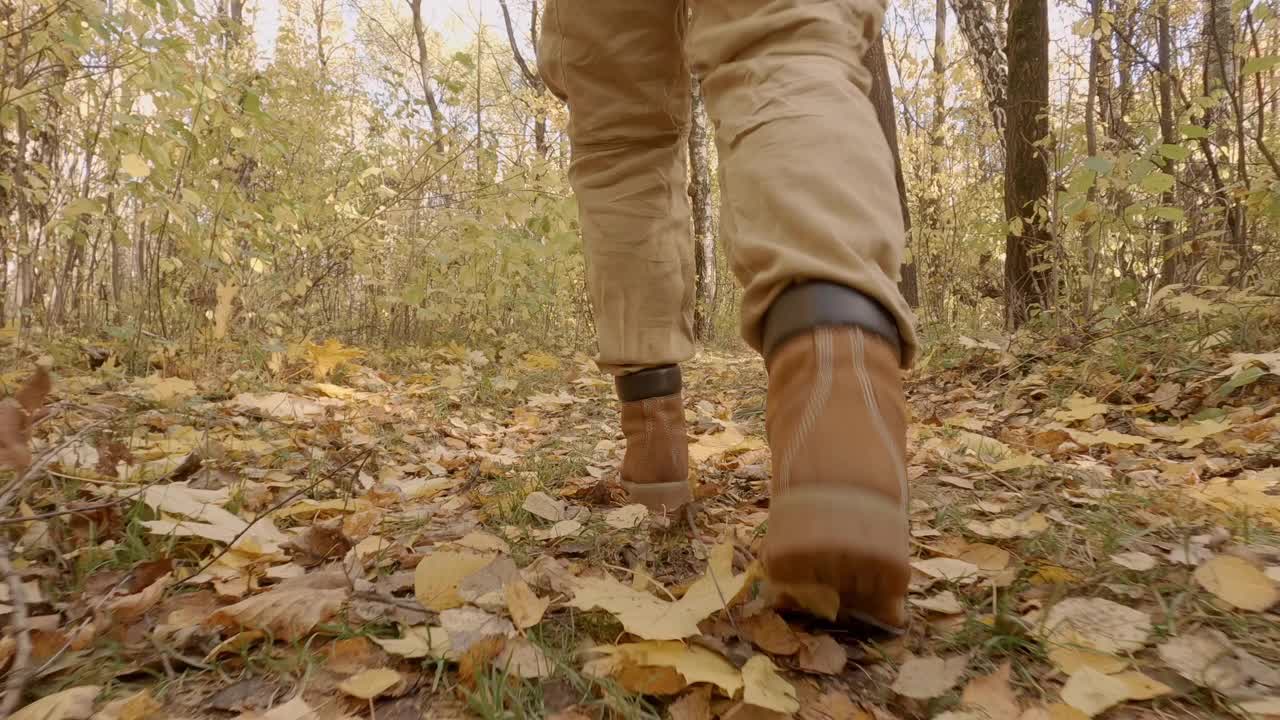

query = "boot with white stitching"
[761,283,911,633]
[616,365,692,514]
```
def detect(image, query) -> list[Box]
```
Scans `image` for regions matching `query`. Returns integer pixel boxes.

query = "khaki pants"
[538,0,917,374]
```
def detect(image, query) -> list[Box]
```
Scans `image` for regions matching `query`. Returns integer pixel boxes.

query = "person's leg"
[687,0,917,631]
[538,0,694,513]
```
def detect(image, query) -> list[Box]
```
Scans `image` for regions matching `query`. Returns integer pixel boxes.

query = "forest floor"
[1,320,1279,720]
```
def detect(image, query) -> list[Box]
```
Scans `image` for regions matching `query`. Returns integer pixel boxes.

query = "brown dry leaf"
[796,633,846,675]
[106,572,172,623]
[891,654,969,699]
[801,691,870,720]
[742,610,801,655]
[207,587,346,641]
[91,689,160,720]
[11,685,99,720]
[413,550,493,611]
[205,630,266,662]
[0,365,51,470]
[741,655,799,714]
[338,667,402,699]
[1194,555,1279,611]
[668,686,713,720]
[958,543,1012,571]
[960,662,1021,720]
[1059,667,1129,717]
[1039,597,1152,654]
[495,636,553,678]
[451,531,510,555]
[522,491,567,522]
[241,696,316,720]
[504,579,551,630]
[604,504,648,530]
[440,606,516,654]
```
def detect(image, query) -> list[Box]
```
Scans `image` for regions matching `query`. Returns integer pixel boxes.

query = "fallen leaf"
[668,686,713,720]
[106,572,172,622]
[1046,647,1128,675]
[207,587,346,641]
[742,655,799,714]
[912,590,964,615]
[967,513,1050,539]
[451,531,510,555]
[1039,597,1152,654]
[522,491,567,522]
[495,636,553,678]
[1053,396,1107,422]
[689,422,763,463]
[414,550,493,611]
[92,688,161,720]
[1239,697,1280,716]
[801,691,869,720]
[205,630,266,661]
[796,633,846,675]
[231,391,339,421]
[1064,428,1150,448]
[590,641,743,696]
[1059,667,1129,717]
[961,662,1021,720]
[338,667,402,699]
[307,338,364,379]
[742,610,801,655]
[11,686,100,720]
[891,655,969,699]
[533,519,583,540]
[911,558,981,584]
[440,606,516,653]
[604,504,648,530]
[251,696,317,720]
[1109,551,1157,572]
[1112,671,1173,700]
[1157,629,1252,691]
[372,625,452,659]
[940,475,977,489]
[568,542,747,640]
[505,579,550,630]
[1194,555,1279,611]
[958,544,1012,571]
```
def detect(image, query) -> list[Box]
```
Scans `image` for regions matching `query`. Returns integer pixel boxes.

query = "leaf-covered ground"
[2,324,1279,720]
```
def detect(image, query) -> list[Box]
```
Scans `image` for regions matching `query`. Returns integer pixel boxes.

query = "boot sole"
[622,480,693,514]
[763,486,910,634]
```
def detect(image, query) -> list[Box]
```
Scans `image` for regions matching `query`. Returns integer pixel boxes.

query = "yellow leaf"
[1060,667,1129,717]
[592,641,743,696]
[912,557,982,584]
[1064,428,1150,448]
[519,351,561,371]
[134,375,197,406]
[1040,598,1152,654]
[307,338,364,379]
[121,153,151,179]
[967,513,1050,539]
[958,543,1012,571]
[960,662,1022,720]
[312,382,357,399]
[689,423,764,463]
[338,668,402,699]
[568,542,747,640]
[1047,646,1129,675]
[1169,418,1232,448]
[213,281,238,339]
[11,686,99,720]
[1194,555,1279,611]
[891,655,969,699]
[208,587,346,641]
[1031,566,1080,586]
[1053,395,1108,422]
[372,625,452,659]
[505,579,550,630]
[1112,671,1173,700]
[414,551,493,611]
[93,689,161,720]
[1185,469,1280,526]
[741,655,799,714]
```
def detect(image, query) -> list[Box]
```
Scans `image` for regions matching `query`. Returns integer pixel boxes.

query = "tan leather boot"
[616,365,692,513]
[761,283,911,633]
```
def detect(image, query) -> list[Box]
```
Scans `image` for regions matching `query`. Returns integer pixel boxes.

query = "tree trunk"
[949,0,1008,137]
[1082,0,1101,316]
[1157,0,1182,287]
[863,28,917,308]
[1003,0,1053,329]
[408,0,446,150]
[1203,0,1247,271]
[688,79,717,340]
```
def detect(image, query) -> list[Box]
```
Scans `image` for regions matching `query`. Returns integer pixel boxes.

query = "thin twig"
[0,541,32,718]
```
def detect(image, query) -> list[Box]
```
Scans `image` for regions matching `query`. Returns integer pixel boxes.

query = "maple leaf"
[306,338,365,379]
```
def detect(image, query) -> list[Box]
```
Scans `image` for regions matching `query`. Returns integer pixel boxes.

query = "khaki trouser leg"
[687,0,919,367]
[538,1,696,377]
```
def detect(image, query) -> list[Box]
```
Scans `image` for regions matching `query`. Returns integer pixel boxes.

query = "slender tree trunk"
[1157,0,1182,286]
[1003,0,1053,328]
[1083,0,1102,316]
[408,0,445,150]
[949,0,1008,137]
[688,80,717,340]
[864,30,918,308]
